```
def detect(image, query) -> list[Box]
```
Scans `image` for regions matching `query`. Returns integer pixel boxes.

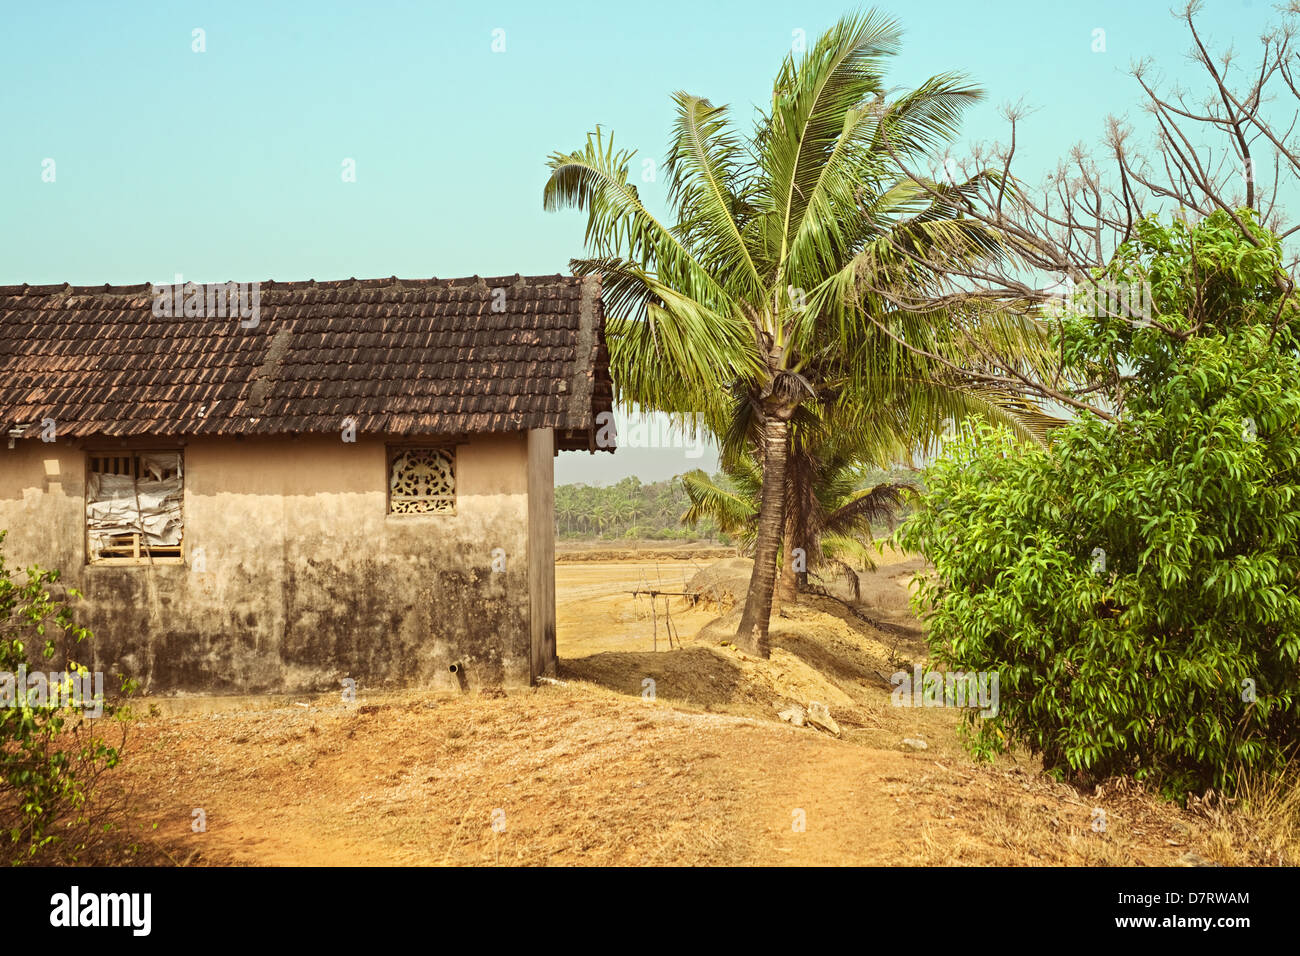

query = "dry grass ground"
[104,682,1241,867]
[83,547,1293,867]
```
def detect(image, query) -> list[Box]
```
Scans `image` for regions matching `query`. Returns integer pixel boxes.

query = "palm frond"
[758,11,903,292]
[679,468,758,536]
[823,482,908,536]
[666,93,765,298]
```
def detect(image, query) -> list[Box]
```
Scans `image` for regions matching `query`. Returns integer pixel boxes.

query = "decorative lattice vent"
[388,447,456,514]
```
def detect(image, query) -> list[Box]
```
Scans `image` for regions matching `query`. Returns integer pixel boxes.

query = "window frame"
[84,448,186,566]
[385,442,459,517]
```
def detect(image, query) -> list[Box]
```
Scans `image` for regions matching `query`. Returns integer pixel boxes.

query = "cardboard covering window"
[86,451,184,560]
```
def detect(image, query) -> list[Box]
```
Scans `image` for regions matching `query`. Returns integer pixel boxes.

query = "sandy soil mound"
[566,580,929,746]
[684,557,754,610]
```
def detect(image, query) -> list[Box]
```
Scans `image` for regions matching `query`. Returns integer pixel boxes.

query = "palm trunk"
[773,507,798,614]
[736,414,789,657]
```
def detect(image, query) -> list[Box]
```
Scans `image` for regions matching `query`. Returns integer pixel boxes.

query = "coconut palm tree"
[544,11,1046,656]
[681,419,910,603]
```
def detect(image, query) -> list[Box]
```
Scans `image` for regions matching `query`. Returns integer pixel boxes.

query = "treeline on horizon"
[555,468,919,543]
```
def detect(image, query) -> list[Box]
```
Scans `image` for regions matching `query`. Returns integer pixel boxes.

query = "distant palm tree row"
[556,467,918,544]
[554,476,722,541]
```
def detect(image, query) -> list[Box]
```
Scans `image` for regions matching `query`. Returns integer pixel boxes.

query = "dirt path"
[105,555,1216,866]
[114,688,1199,866]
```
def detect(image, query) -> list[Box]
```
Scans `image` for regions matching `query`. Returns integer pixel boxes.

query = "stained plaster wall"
[0,432,544,695]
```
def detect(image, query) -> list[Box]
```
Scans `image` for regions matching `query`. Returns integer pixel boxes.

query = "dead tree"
[859,1,1300,422]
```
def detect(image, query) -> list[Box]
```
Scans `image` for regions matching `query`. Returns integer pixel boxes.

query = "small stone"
[1175,851,1220,867]
[806,701,841,737]
[901,737,928,751]
[778,704,806,727]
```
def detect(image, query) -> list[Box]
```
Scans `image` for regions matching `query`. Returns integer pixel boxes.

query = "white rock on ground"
[805,701,841,737]
[777,704,806,727]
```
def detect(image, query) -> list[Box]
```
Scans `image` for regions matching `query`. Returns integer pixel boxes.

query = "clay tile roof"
[0,274,614,451]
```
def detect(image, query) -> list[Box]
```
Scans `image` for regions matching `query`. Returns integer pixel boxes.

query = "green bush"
[0,530,128,862]
[899,212,1300,798]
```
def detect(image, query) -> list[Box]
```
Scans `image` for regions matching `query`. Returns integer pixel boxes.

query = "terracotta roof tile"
[0,274,614,450]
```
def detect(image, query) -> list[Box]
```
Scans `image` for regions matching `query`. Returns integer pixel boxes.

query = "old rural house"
[0,274,613,695]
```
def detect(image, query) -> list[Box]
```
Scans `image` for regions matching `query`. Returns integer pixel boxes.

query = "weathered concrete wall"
[0,434,537,695]
[527,428,556,681]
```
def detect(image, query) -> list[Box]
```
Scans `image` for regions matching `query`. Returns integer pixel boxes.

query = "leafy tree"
[900,211,1300,797]
[544,11,1042,655]
[0,531,127,861]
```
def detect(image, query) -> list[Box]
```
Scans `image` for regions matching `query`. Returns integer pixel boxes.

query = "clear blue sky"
[0,0,1273,483]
